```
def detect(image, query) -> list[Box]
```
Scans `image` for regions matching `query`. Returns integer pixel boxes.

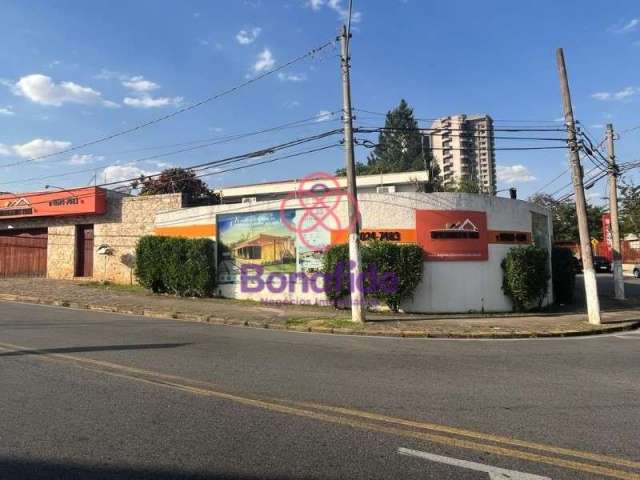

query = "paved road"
[1,301,639,479]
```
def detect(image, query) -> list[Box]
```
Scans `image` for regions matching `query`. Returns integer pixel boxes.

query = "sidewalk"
[0,278,638,339]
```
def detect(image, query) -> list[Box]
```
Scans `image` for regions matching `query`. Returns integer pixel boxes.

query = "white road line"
[398,447,552,480]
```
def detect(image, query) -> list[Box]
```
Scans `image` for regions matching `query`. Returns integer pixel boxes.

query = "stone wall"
[0,191,183,284]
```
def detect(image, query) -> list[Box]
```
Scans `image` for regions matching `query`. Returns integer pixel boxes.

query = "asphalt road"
[1,301,639,480]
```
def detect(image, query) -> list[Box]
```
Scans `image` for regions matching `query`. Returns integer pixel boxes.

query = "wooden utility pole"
[339,25,365,322]
[556,48,601,324]
[606,123,625,300]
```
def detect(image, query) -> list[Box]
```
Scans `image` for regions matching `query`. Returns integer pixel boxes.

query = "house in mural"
[230,233,295,265]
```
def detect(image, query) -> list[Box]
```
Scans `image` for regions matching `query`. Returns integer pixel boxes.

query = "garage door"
[0,228,48,277]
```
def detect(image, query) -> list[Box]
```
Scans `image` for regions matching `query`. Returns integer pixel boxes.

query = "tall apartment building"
[428,114,496,194]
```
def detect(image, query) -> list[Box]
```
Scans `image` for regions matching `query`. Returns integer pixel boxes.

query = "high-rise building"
[428,114,496,194]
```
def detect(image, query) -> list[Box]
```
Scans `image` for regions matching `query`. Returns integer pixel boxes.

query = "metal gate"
[0,229,48,277]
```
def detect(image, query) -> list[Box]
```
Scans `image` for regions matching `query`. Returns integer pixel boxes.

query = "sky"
[0,0,638,203]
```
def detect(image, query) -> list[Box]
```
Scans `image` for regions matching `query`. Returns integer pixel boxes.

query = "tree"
[620,182,640,238]
[335,99,442,191]
[134,168,220,205]
[529,193,605,242]
[443,177,481,194]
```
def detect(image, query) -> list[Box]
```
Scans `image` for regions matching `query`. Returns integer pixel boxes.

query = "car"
[593,256,612,273]
[634,265,640,278]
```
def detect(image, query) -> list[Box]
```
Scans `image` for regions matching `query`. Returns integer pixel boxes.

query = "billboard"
[416,210,488,261]
[217,209,330,283]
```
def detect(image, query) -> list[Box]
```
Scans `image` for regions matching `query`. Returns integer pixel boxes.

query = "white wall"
[155,192,553,313]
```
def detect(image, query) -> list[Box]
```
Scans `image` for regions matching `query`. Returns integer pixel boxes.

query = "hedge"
[501,245,550,312]
[323,241,424,312]
[135,236,216,297]
[551,247,576,305]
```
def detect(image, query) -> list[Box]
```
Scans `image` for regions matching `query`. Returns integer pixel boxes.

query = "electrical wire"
[0,116,342,187]
[0,143,343,210]
[3,39,336,166]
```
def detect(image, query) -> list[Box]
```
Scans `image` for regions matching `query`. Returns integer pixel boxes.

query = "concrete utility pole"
[606,123,625,300]
[339,25,365,323]
[556,48,601,325]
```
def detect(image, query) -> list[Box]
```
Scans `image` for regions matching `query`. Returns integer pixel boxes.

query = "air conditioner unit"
[241,197,257,204]
[376,186,396,193]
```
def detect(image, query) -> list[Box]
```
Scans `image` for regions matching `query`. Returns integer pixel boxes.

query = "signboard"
[416,210,488,261]
[217,209,330,283]
[0,187,107,220]
[330,228,417,245]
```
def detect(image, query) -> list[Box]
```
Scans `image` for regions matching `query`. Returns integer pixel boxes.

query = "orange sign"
[0,187,107,220]
[416,210,488,261]
[330,228,417,245]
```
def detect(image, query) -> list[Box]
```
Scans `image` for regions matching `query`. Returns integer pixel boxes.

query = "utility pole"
[607,123,625,300]
[556,48,601,325]
[339,24,365,323]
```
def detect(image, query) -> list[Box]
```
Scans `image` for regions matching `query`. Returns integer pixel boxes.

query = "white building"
[429,114,497,194]
[154,170,553,313]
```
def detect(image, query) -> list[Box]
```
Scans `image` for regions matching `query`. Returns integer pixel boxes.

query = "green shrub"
[551,247,576,305]
[322,243,350,307]
[501,245,550,311]
[323,241,424,312]
[135,236,216,297]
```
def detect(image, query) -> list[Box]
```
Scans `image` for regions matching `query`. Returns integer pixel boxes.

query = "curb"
[0,293,638,340]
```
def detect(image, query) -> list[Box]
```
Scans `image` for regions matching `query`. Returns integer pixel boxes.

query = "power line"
[356,127,567,142]
[353,108,564,126]
[3,39,336,167]
[0,129,343,192]
[532,168,570,195]
[356,125,566,133]
[0,115,341,187]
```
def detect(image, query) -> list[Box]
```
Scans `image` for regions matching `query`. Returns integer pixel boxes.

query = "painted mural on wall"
[217,209,329,283]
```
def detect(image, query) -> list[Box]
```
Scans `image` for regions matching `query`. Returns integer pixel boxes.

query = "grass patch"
[317,318,364,330]
[285,318,310,326]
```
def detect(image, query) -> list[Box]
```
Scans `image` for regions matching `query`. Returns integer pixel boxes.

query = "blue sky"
[0,0,638,202]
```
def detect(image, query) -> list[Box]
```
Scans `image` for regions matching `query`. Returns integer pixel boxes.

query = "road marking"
[1,340,639,480]
[287,400,640,470]
[398,447,552,479]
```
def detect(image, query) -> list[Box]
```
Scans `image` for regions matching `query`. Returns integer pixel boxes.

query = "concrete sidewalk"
[0,278,638,338]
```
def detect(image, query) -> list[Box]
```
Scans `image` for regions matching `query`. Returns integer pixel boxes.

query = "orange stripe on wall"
[154,224,216,238]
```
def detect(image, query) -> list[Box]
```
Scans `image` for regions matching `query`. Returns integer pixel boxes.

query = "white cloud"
[252,48,275,73]
[0,144,12,156]
[11,74,115,107]
[102,164,153,183]
[591,86,639,101]
[122,75,159,92]
[496,164,536,184]
[123,95,183,108]
[0,106,14,116]
[611,18,639,34]
[277,72,307,82]
[12,138,71,159]
[236,27,262,45]
[68,153,104,165]
[307,0,362,23]
[314,110,333,122]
